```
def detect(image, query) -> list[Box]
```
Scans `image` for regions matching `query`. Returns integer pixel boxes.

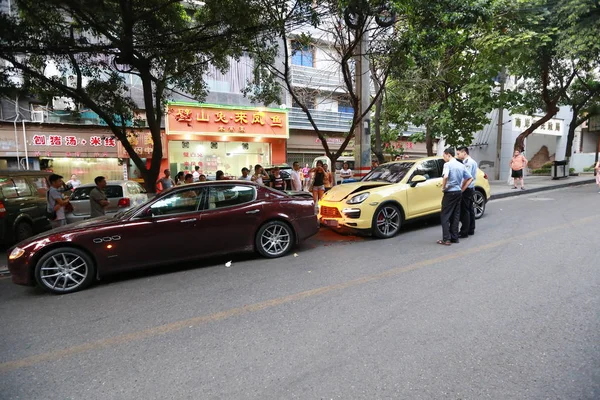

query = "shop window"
[12,178,32,197]
[150,188,204,216]
[207,185,255,210]
[0,178,18,199]
[291,41,314,67]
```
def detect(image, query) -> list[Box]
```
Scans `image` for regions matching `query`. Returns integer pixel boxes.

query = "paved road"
[1,186,599,399]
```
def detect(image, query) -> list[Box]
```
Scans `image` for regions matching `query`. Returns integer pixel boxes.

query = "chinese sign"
[31,134,117,147]
[117,130,167,159]
[513,115,563,136]
[166,103,289,139]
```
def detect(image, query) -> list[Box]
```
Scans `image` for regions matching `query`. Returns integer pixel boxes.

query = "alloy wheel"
[39,252,89,293]
[375,205,400,237]
[260,224,292,257]
[473,191,485,219]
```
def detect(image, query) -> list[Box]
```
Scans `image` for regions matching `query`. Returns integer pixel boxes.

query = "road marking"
[1,213,598,373]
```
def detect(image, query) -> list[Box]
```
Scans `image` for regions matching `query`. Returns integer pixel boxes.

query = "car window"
[0,178,18,199]
[11,177,33,197]
[413,160,441,180]
[126,182,139,195]
[362,162,414,184]
[150,188,204,216]
[207,185,255,209]
[27,176,49,196]
[71,185,124,200]
[435,159,446,174]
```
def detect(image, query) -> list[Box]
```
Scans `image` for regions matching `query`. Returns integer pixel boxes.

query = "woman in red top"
[509,150,528,190]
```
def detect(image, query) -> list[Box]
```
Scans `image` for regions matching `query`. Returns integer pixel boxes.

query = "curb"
[490,179,596,200]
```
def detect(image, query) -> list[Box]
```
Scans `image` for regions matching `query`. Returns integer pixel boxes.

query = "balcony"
[289,107,353,133]
[45,110,102,125]
[290,65,346,92]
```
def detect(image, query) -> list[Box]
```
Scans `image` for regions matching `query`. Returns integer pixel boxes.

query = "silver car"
[65,180,148,224]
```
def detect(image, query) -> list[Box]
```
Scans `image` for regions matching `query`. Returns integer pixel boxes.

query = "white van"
[312,156,355,184]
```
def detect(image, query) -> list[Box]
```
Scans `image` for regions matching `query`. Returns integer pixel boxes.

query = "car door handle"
[180,218,197,223]
[246,210,260,214]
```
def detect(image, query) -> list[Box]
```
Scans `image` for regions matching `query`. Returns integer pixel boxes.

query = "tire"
[256,221,295,259]
[372,203,402,239]
[473,190,486,219]
[34,247,96,294]
[374,5,396,27]
[343,7,365,29]
[15,221,33,243]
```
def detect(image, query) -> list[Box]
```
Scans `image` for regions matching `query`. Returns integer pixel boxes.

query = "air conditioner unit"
[31,110,44,122]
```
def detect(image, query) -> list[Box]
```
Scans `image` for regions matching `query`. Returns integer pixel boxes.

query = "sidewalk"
[489,174,596,200]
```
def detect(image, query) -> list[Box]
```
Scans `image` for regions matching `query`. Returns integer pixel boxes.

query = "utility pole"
[354,32,371,179]
[494,68,506,181]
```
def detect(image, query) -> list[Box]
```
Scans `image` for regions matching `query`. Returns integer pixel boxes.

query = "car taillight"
[118,198,130,207]
[483,173,488,180]
[0,201,6,218]
[65,203,74,213]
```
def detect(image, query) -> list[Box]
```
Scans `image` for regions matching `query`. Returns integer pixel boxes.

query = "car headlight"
[346,192,370,204]
[9,247,25,260]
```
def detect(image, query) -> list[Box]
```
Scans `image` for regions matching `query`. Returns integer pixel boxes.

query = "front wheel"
[256,221,295,258]
[473,190,486,219]
[34,248,96,294]
[372,204,402,238]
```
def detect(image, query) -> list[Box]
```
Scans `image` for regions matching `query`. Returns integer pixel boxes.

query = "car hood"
[322,181,390,202]
[15,217,122,248]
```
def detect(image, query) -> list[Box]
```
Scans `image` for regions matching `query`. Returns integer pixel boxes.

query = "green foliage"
[0,0,288,190]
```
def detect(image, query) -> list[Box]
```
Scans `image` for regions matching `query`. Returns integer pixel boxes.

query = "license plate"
[323,219,338,227]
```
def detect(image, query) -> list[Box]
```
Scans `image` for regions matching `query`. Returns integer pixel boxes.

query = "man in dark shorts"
[509,150,528,190]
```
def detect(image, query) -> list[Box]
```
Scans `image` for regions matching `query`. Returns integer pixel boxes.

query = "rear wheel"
[372,204,402,238]
[473,190,486,219]
[256,221,295,258]
[15,221,33,243]
[34,248,96,294]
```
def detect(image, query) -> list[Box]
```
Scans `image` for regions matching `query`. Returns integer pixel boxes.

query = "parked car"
[7,181,318,294]
[317,157,491,238]
[0,171,52,244]
[65,180,148,224]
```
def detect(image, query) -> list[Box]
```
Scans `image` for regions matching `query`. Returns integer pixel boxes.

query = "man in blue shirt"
[456,146,478,238]
[438,148,473,245]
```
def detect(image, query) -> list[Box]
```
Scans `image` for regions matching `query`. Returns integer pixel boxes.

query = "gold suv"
[318,157,491,238]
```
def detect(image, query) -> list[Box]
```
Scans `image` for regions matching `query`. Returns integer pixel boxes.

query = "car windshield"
[72,185,124,200]
[361,162,414,183]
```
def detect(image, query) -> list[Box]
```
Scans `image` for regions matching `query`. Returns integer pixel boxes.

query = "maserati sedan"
[7,181,318,294]
[318,157,491,238]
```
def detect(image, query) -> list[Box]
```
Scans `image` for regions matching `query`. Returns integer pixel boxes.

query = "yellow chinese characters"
[174,109,192,122]
[234,112,248,124]
[270,115,283,128]
[251,112,265,126]
[196,110,210,122]
[215,111,229,123]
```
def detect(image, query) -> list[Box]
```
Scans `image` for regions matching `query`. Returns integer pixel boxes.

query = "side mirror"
[142,207,154,218]
[410,175,427,187]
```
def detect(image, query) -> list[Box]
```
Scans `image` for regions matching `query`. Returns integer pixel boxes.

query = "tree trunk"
[513,105,559,151]
[373,95,385,163]
[425,125,434,156]
[565,107,579,160]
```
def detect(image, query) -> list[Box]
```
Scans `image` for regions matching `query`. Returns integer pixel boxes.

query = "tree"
[247,0,395,170]
[563,71,600,157]
[482,0,600,151]
[0,0,285,191]
[381,0,503,155]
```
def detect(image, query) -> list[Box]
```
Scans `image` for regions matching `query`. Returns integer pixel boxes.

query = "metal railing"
[289,107,353,132]
[290,64,346,92]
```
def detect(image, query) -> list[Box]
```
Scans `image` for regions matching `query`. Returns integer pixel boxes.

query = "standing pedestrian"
[90,176,110,218]
[251,164,269,186]
[239,167,252,181]
[302,163,310,191]
[156,169,175,192]
[47,174,70,228]
[509,150,528,190]
[269,166,286,191]
[290,162,303,191]
[340,162,353,183]
[174,171,185,186]
[184,174,194,184]
[595,160,600,193]
[323,163,333,191]
[66,174,81,189]
[199,174,207,182]
[438,148,473,246]
[456,146,478,238]
[216,170,228,180]
[192,166,201,182]
[311,160,326,203]
[371,160,379,170]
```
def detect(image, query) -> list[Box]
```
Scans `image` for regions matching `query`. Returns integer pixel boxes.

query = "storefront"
[0,123,124,184]
[116,129,168,183]
[166,103,288,178]
[286,131,354,166]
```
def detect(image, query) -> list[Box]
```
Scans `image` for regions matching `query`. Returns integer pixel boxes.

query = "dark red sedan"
[7,181,318,294]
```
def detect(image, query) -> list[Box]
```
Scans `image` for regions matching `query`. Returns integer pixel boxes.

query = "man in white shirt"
[239,167,252,181]
[192,166,200,182]
[290,162,303,191]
